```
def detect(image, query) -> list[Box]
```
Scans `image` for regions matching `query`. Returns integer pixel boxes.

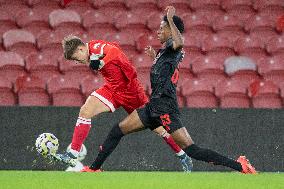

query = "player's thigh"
[153,126,168,136]
[119,110,145,134]
[171,127,194,149]
[79,96,110,118]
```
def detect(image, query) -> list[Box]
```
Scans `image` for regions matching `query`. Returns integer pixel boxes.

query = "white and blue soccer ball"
[35,133,59,157]
[66,143,87,161]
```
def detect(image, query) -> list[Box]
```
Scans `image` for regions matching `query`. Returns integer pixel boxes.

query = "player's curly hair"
[163,15,185,34]
[62,35,84,60]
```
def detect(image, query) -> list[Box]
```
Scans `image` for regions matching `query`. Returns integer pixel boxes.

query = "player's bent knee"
[79,105,94,119]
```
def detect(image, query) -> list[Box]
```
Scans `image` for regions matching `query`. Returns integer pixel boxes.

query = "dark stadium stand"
[0,0,283,108]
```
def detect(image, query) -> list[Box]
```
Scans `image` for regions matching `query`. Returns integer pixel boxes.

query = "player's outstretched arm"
[165,6,184,50]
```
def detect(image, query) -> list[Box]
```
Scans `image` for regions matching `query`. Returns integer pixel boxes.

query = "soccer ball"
[66,143,87,161]
[35,133,59,157]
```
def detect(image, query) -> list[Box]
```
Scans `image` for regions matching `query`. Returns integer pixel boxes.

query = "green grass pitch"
[0,171,283,189]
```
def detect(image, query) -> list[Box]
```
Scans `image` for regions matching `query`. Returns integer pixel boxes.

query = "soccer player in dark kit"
[82,6,257,174]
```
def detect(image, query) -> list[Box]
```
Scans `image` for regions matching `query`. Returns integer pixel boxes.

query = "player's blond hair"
[62,35,84,60]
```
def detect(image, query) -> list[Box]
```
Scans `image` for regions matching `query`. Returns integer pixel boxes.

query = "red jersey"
[88,40,139,93]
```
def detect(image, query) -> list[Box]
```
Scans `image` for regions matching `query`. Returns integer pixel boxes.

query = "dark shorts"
[137,103,183,134]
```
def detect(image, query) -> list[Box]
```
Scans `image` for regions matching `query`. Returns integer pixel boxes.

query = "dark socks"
[90,123,124,170]
[184,144,242,172]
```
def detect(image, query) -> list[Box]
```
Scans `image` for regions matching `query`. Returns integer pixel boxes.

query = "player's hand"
[145,46,156,60]
[165,6,175,20]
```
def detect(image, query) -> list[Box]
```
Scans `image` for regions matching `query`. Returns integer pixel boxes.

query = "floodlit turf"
[0,171,283,189]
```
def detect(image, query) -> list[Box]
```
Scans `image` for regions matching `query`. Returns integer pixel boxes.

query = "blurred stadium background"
[0,0,284,176]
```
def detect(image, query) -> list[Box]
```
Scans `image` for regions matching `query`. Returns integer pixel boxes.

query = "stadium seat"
[190,0,221,10]
[25,52,60,82]
[0,51,26,83]
[136,32,160,53]
[215,78,250,108]
[229,70,260,89]
[248,80,282,108]
[0,77,16,106]
[81,75,105,97]
[3,29,37,58]
[279,82,284,99]
[182,13,212,33]
[258,55,284,85]
[202,35,234,56]
[86,27,118,41]
[15,75,50,106]
[212,14,243,32]
[157,0,190,13]
[221,0,253,10]
[137,71,151,96]
[25,0,60,9]
[93,0,126,10]
[266,35,284,55]
[227,7,255,25]
[250,30,279,46]
[15,7,51,38]
[82,10,116,32]
[182,78,218,108]
[0,9,18,37]
[146,12,164,32]
[105,32,136,53]
[191,54,227,86]
[49,9,82,31]
[235,36,265,55]
[114,11,148,33]
[244,14,275,33]
[217,30,246,44]
[125,0,159,12]
[253,0,284,11]
[47,76,84,106]
[195,7,224,23]
[132,54,153,73]
[58,56,94,83]
[61,0,93,17]
[0,1,29,18]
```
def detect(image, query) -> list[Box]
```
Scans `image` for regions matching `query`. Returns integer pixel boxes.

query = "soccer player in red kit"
[52,35,192,172]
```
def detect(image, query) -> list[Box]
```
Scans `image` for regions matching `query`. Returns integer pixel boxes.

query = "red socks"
[71,117,91,152]
[162,133,182,154]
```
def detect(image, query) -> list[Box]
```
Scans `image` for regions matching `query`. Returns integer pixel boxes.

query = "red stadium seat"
[213,14,243,32]
[15,7,51,38]
[191,54,227,86]
[132,54,153,73]
[266,35,284,55]
[157,0,190,14]
[0,52,26,83]
[217,30,246,44]
[147,12,164,32]
[202,35,234,56]
[182,13,212,33]
[0,9,17,37]
[82,10,116,31]
[0,77,16,106]
[250,30,279,46]
[215,78,250,108]
[58,56,94,83]
[221,0,253,10]
[81,75,105,97]
[229,70,260,89]
[245,14,275,33]
[248,80,282,108]
[125,0,159,12]
[105,32,136,53]
[137,71,151,96]
[93,0,126,10]
[86,28,118,41]
[195,8,224,23]
[25,52,60,82]
[279,82,284,99]
[253,0,284,11]
[49,9,82,31]
[3,29,37,58]
[15,75,50,106]
[182,78,218,108]
[190,0,221,10]
[227,7,255,25]
[235,35,265,55]
[47,76,84,106]
[136,32,160,53]
[258,55,284,85]
[0,1,28,18]
[114,11,148,33]
[25,0,61,9]
[62,0,93,17]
